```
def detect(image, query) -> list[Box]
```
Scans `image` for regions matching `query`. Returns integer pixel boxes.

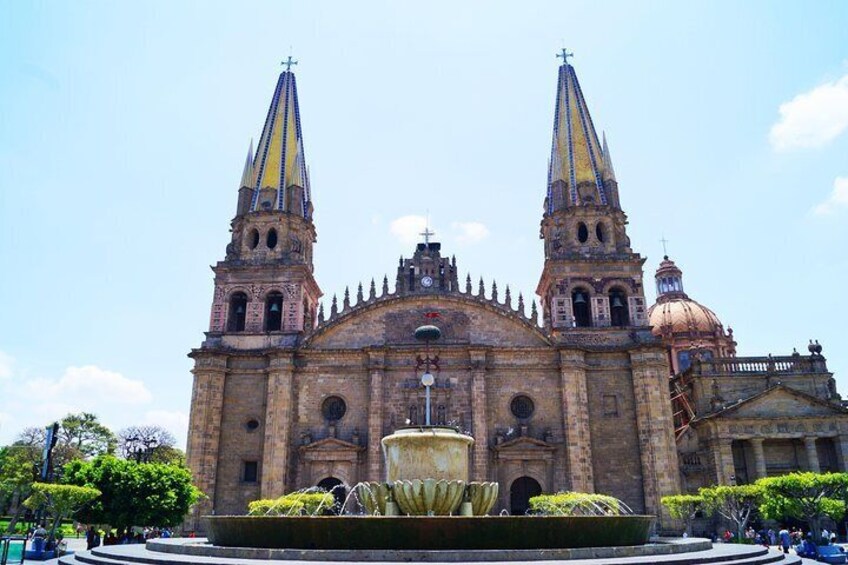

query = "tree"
[58,413,117,458]
[661,494,704,536]
[699,484,762,542]
[757,472,848,540]
[23,483,100,541]
[0,444,42,533]
[117,425,176,463]
[62,456,202,529]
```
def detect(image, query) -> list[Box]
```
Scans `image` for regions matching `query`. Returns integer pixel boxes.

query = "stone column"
[630,348,682,522]
[804,437,820,473]
[367,350,385,481]
[750,438,767,479]
[835,435,848,472]
[261,354,295,499]
[559,350,594,493]
[469,349,489,481]
[184,353,227,533]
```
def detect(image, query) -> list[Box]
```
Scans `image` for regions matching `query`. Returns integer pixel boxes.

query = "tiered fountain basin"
[205,425,654,551]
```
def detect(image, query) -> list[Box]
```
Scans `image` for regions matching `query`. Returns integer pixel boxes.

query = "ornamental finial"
[281,55,298,72]
[556,48,574,66]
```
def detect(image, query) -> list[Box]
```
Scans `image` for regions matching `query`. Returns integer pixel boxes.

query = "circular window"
[510,395,535,419]
[245,419,260,432]
[322,396,347,421]
[249,229,260,249]
[577,222,589,243]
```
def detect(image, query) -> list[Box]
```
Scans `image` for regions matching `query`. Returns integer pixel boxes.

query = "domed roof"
[647,298,724,336]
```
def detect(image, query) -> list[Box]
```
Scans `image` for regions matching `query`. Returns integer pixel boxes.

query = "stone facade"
[183,56,839,536]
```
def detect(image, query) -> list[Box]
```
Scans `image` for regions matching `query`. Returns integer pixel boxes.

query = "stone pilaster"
[711,437,735,485]
[559,349,594,493]
[804,437,820,473]
[184,352,227,532]
[750,438,766,479]
[261,353,295,499]
[367,350,385,481]
[469,349,489,481]
[836,435,848,472]
[630,348,681,521]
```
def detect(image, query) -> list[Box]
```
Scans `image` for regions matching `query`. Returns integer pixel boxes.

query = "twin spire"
[240,65,312,217]
[237,51,618,220]
[546,52,618,214]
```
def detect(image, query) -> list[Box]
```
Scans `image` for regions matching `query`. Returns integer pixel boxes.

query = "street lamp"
[414,324,442,426]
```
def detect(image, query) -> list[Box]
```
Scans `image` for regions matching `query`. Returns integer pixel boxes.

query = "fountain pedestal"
[382,426,474,482]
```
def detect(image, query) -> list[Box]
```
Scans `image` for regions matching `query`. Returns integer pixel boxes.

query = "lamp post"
[414,324,442,426]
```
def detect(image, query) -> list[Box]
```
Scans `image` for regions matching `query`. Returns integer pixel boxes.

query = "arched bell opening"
[609,288,629,327]
[571,287,592,327]
[227,292,248,332]
[265,292,283,331]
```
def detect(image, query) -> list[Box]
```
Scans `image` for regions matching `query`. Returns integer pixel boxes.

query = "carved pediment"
[701,385,846,421]
[299,437,364,463]
[493,436,556,461]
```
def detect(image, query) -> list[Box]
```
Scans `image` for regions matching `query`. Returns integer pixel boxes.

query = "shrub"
[248,491,335,516]
[529,492,623,516]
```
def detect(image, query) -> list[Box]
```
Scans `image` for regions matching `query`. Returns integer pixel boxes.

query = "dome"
[647,298,724,336]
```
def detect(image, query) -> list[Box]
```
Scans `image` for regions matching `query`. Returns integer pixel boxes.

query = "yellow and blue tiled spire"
[546,49,617,214]
[248,60,311,217]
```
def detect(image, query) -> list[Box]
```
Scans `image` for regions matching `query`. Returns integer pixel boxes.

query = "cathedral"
[184,55,847,532]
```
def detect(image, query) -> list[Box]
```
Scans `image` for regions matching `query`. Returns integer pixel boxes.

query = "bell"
[573,292,586,305]
[270,302,281,313]
[235,305,245,314]
[611,296,624,309]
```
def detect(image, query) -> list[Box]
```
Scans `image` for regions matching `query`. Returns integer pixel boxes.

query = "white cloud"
[452,221,490,244]
[769,74,848,151]
[25,365,153,408]
[0,351,13,379]
[389,215,428,245]
[813,176,848,215]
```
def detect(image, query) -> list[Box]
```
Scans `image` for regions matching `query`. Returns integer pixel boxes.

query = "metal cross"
[281,56,298,71]
[660,235,669,256]
[420,227,435,246]
[557,48,574,65]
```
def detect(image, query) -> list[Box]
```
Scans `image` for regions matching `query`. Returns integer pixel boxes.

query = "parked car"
[804,545,848,564]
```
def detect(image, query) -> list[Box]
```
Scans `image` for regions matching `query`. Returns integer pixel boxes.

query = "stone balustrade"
[688,354,829,376]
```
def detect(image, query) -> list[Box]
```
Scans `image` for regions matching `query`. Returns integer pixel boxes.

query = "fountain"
[203,323,654,551]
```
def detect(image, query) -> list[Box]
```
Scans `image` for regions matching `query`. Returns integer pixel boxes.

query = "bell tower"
[536,51,648,331]
[208,61,321,338]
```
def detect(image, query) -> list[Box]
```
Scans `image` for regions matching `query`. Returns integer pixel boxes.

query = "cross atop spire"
[556,48,574,66]
[420,227,435,246]
[660,235,670,257]
[281,55,298,72]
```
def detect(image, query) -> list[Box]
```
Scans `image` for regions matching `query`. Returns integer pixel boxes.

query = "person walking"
[779,527,791,554]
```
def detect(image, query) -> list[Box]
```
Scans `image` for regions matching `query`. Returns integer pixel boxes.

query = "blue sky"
[1,1,847,447]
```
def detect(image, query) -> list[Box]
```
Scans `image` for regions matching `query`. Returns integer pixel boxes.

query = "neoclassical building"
[646,258,847,494]
[184,56,846,533]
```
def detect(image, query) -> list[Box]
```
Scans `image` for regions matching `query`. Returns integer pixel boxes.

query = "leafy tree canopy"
[757,472,848,538]
[63,456,202,529]
[699,484,762,541]
[117,425,177,463]
[23,482,101,540]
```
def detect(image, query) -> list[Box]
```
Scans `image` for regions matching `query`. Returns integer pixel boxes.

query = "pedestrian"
[779,527,791,554]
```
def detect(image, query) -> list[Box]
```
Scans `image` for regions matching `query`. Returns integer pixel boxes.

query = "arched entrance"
[509,476,542,515]
[316,477,346,514]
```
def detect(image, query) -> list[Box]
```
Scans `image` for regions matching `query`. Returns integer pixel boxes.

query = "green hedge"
[529,492,624,516]
[247,491,335,516]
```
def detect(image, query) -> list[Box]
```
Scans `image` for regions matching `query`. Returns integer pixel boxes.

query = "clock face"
[421,275,433,288]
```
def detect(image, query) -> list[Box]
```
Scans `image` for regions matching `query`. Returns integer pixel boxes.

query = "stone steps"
[57,543,804,565]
